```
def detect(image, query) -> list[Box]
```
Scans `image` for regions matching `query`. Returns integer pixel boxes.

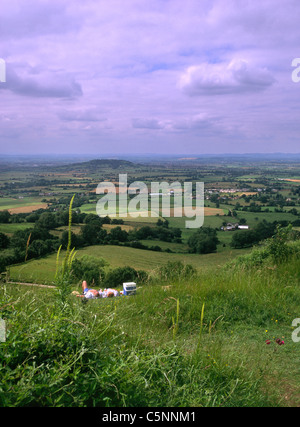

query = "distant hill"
[55,158,139,171]
[0,157,140,172]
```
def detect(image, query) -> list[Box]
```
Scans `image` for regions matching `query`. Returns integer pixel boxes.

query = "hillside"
[52,158,140,172]
[1,241,300,407]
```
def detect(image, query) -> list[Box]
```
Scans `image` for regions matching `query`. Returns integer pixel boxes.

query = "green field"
[0,223,35,235]
[8,244,250,285]
[0,197,46,212]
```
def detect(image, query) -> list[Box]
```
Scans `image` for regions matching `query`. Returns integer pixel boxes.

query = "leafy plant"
[266,224,294,264]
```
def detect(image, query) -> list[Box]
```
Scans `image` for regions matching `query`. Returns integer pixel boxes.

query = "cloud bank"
[0,0,299,155]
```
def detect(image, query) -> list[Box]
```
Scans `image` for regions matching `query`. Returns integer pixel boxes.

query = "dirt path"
[5,281,56,289]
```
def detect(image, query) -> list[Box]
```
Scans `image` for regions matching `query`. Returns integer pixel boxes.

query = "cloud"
[172,114,218,130]
[179,59,275,96]
[58,109,106,122]
[0,0,300,155]
[0,0,82,40]
[1,63,82,99]
[132,118,165,130]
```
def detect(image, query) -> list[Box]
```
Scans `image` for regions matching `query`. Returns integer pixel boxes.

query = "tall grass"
[1,236,299,406]
[54,195,77,308]
[24,233,31,262]
[172,298,180,341]
[0,283,278,407]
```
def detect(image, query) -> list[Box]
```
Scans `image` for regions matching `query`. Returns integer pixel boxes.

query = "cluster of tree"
[229,220,296,249]
[129,225,182,243]
[0,212,181,273]
[76,218,128,247]
[70,224,181,250]
[0,207,115,228]
[4,227,60,262]
[0,227,60,273]
[0,212,111,271]
[68,214,181,248]
[237,204,299,214]
[188,227,219,254]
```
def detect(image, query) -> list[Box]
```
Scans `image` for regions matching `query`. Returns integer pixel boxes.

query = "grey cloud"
[0,0,82,39]
[0,0,299,155]
[1,63,83,99]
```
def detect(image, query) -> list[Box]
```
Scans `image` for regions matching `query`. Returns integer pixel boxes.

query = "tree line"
[0,211,183,273]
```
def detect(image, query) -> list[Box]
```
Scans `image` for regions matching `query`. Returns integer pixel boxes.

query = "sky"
[0,0,300,156]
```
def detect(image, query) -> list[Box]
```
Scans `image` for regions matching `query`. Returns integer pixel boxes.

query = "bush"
[104,266,148,288]
[71,255,109,286]
[129,241,147,250]
[226,248,270,270]
[266,225,295,264]
[149,245,162,252]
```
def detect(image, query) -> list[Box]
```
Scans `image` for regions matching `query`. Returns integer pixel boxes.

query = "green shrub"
[104,266,148,288]
[266,225,295,264]
[71,255,108,286]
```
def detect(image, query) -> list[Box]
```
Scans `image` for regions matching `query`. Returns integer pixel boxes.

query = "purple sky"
[0,0,300,155]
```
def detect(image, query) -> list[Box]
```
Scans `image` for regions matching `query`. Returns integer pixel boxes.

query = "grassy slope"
[1,245,299,407]
[8,244,250,285]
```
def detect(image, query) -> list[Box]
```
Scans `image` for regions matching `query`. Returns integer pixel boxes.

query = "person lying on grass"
[100,288,120,298]
[76,280,100,299]
[76,281,120,299]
